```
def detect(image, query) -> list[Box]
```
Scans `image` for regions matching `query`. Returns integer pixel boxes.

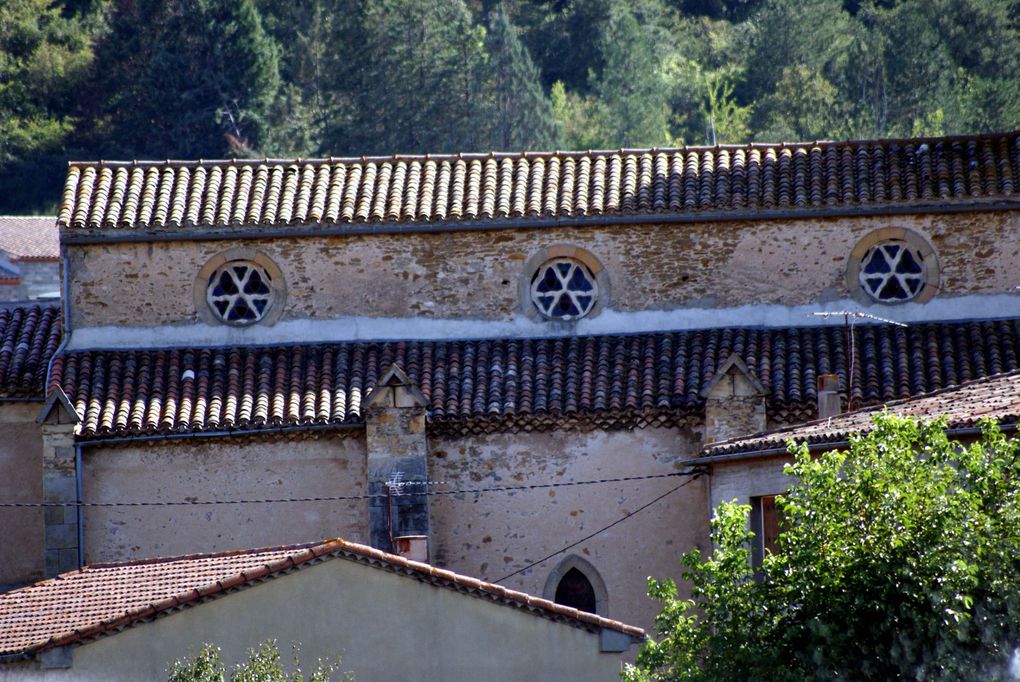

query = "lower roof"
[0,538,642,659]
[50,317,1020,440]
[0,305,61,399]
[702,369,1020,459]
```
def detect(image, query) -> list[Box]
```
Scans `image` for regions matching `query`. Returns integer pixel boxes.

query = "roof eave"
[59,199,1020,246]
[693,421,1020,463]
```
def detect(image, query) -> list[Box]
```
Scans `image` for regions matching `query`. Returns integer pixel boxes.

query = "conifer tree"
[80,0,283,159]
[321,0,488,155]
[481,3,558,151]
[592,0,672,148]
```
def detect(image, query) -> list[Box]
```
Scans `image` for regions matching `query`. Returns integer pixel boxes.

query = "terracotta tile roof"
[0,537,643,658]
[0,305,62,399]
[702,369,1020,458]
[0,217,59,260]
[58,131,1020,233]
[50,318,1020,439]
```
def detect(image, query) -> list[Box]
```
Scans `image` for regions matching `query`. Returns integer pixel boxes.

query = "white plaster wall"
[428,426,708,633]
[81,434,368,562]
[0,556,628,682]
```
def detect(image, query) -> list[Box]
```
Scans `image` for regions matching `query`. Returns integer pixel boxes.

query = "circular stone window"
[207,261,274,324]
[530,258,599,320]
[847,228,939,305]
[858,241,926,302]
[195,249,286,326]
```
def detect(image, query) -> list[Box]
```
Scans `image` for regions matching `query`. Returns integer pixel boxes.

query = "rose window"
[206,260,274,324]
[858,241,926,303]
[530,258,598,320]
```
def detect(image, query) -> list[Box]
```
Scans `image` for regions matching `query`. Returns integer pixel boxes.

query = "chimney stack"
[817,374,841,419]
[394,535,428,563]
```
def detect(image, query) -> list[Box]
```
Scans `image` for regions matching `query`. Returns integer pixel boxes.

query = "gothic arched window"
[554,567,597,614]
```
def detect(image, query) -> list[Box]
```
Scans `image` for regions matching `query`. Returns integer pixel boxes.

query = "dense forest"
[1,0,1018,213]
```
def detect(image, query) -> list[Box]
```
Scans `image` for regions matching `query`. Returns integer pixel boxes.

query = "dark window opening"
[750,494,785,568]
[554,567,597,614]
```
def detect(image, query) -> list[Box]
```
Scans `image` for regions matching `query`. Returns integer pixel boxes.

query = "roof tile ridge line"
[83,540,328,569]
[34,540,351,654]
[706,367,1020,451]
[331,538,643,636]
[63,129,1020,170]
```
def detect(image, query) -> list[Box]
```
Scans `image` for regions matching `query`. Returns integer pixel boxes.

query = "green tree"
[591,0,672,147]
[167,640,350,682]
[509,0,613,94]
[81,0,283,159]
[321,0,488,155]
[626,413,1020,681]
[0,0,97,211]
[481,3,558,151]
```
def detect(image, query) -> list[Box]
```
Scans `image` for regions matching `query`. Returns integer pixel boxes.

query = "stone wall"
[65,210,1020,329]
[17,261,60,300]
[0,403,44,591]
[81,433,368,562]
[427,426,707,631]
[0,261,60,302]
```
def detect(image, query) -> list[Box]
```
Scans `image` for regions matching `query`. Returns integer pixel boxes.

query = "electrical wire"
[0,468,705,508]
[493,473,702,584]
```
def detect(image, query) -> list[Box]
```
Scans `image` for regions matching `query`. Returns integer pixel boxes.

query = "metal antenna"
[812,310,908,327]
[812,311,908,411]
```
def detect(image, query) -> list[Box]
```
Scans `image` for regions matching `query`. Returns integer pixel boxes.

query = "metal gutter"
[77,421,364,447]
[59,200,1020,246]
[75,445,83,568]
[44,242,72,391]
[689,422,1019,465]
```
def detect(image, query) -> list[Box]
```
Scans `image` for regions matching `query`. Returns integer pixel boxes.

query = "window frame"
[194,248,287,327]
[519,245,610,322]
[846,228,940,305]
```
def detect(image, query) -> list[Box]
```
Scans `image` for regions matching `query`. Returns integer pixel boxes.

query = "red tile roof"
[51,318,1020,439]
[0,305,62,399]
[0,538,643,658]
[702,369,1020,458]
[0,217,59,260]
[58,131,1019,234]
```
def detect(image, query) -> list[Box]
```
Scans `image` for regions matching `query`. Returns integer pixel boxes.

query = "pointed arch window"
[554,567,597,614]
[543,555,608,616]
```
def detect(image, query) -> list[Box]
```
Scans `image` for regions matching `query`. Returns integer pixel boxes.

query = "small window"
[750,494,785,568]
[858,241,926,302]
[530,258,598,320]
[554,567,598,614]
[846,228,939,305]
[206,260,274,325]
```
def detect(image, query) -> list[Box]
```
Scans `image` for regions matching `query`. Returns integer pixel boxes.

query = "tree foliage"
[481,3,558,151]
[626,413,1020,681]
[81,0,283,159]
[1,0,1018,211]
[167,640,350,682]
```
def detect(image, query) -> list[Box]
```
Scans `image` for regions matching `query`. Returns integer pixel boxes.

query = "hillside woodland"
[1,0,1018,212]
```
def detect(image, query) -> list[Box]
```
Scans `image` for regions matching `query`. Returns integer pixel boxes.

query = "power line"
[0,468,705,508]
[493,473,702,584]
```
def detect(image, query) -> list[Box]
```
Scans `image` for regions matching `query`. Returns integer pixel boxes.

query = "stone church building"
[1,129,1019,630]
